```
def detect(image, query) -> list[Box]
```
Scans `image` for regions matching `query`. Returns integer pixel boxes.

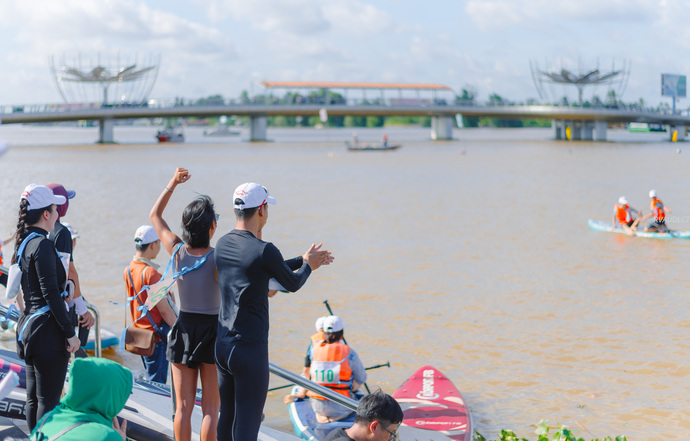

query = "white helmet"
[649,189,657,198]
[618,196,628,205]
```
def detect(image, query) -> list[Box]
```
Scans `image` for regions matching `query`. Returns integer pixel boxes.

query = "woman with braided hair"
[11,184,80,431]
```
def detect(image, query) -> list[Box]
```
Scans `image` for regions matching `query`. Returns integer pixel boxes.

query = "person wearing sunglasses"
[325,389,403,441]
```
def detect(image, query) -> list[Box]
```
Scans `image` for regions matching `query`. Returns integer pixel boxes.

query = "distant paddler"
[612,196,642,235]
[641,189,671,233]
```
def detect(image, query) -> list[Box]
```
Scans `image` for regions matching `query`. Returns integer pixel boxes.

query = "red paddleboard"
[392,365,472,441]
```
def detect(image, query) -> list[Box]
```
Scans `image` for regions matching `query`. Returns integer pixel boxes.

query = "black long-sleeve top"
[17,227,75,357]
[215,229,311,346]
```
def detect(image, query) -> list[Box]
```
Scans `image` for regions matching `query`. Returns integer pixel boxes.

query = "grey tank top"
[174,245,221,315]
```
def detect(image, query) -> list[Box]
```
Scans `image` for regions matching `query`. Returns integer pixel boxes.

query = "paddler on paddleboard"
[641,189,671,233]
[612,196,642,235]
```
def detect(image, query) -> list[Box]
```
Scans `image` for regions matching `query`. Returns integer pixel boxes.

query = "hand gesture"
[66,335,81,353]
[173,168,191,185]
[303,243,334,271]
[113,417,127,441]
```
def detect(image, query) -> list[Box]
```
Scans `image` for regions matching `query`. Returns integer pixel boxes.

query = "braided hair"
[11,200,53,264]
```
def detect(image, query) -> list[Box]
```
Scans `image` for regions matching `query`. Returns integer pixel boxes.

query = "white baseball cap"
[20,183,66,210]
[323,315,344,333]
[315,316,327,332]
[233,183,276,210]
[134,225,159,245]
[649,189,657,198]
[618,196,628,205]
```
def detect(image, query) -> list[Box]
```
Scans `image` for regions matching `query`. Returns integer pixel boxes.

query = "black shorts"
[167,312,218,369]
[625,220,635,227]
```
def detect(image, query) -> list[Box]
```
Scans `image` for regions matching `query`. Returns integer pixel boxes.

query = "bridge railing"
[0,97,686,117]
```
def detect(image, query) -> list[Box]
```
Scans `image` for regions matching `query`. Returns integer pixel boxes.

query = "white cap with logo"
[323,315,344,333]
[134,225,159,245]
[20,184,66,210]
[618,196,628,205]
[233,183,276,210]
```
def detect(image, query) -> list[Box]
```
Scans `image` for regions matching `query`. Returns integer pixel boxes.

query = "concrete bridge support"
[552,120,565,140]
[669,126,686,142]
[582,122,594,140]
[431,115,454,140]
[594,121,607,141]
[98,117,114,144]
[249,114,268,142]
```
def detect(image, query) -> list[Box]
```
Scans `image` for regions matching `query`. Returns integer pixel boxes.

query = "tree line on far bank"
[188,86,668,130]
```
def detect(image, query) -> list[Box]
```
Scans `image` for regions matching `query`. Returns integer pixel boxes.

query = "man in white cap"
[642,190,672,233]
[214,182,334,441]
[612,196,642,235]
[123,225,176,383]
[305,315,366,423]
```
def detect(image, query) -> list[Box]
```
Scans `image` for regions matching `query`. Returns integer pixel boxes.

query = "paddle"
[323,299,371,394]
[268,361,390,392]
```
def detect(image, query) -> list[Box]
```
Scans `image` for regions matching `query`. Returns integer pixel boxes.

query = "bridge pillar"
[249,114,268,142]
[431,115,453,140]
[594,121,607,141]
[552,120,564,140]
[582,121,594,141]
[98,118,115,144]
[570,121,582,140]
[669,126,686,142]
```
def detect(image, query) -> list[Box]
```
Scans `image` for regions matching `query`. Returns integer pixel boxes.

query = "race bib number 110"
[310,361,340,384]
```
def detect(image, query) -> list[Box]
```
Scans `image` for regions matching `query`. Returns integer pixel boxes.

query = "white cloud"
[464,0,656,30]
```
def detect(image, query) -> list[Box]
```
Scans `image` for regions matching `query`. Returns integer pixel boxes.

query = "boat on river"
[203,125,240,137]
[588,219,690,239]
[156,127,184,143]
[286,365,472,441]
[345,141,401,151]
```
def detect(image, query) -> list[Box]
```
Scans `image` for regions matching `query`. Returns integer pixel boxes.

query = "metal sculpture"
[530,59,631,106]
[49,53,160,105]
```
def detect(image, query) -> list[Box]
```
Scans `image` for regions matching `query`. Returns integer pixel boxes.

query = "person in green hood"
[31,358,131,441]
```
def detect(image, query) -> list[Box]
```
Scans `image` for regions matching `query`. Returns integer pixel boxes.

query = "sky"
[0,0,689,108]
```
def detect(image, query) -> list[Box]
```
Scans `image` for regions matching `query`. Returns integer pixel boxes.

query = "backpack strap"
[125,264,167,343]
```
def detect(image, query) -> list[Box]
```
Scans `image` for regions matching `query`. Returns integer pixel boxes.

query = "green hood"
[31,358,132,440]
[62,357,132,420]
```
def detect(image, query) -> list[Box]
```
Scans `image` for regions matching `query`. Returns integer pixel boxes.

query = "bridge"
[2,101,689,143]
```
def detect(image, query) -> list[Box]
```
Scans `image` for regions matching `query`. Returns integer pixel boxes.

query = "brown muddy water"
[0,124,686,440]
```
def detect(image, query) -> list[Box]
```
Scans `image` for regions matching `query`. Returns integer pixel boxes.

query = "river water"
[0,124,686,440]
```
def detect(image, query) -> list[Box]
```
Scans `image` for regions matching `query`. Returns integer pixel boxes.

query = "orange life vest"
[614,204,632,223]
[650,197,666,222]
[310,331,324,346]
[307,341,352,400]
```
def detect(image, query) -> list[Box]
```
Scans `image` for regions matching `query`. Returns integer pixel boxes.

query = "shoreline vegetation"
[475,421,627,441]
